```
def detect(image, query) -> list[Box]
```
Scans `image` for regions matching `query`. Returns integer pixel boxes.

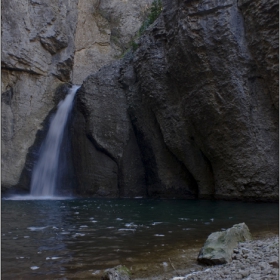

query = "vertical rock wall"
[2,0,278,201]
[1,0,155,193]
[1,0,79,190]
[73,61,146,197]
[156,0,278,200]
[72,0,154,84]
[74,0,278,200]
[238,0,279,110]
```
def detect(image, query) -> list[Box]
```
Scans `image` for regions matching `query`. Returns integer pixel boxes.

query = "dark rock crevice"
[2,87,14,106]
[1,66,43,76]
[72,60,147,198]
[149,108,200,197]
[188,4,234,17]
[71,108,119,197]
[86,131,118,166]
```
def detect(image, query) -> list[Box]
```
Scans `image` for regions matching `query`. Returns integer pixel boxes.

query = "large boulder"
[72,60,146,197]
[73,56,198,198]
[197,223,252,265]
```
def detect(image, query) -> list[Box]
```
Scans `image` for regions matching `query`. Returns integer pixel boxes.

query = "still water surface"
[1,199,278,279]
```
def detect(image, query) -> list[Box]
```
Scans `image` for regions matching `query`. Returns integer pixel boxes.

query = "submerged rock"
[102,265,131,280]
[197,223,252,265]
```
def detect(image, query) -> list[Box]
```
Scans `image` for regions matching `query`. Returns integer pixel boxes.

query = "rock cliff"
[72,0,154,84]
[1,0,153,192]
[1,0,79,190]
[74,0,278,200]
[2,0,278,201]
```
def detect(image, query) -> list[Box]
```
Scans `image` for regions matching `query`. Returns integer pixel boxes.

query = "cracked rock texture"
[74,0,278,200]
[72,0,154,84]
[2,0,278,200]
[1,0,154,192]
[1,0,79,190]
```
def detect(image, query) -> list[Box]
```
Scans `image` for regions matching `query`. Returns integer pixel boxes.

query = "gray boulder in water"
[102,265,131,280]
[197,223,252,265]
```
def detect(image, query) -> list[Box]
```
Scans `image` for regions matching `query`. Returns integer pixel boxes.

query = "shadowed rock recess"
[73,0,278,200]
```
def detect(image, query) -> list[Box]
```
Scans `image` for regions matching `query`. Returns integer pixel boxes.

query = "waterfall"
[30,85,80,197]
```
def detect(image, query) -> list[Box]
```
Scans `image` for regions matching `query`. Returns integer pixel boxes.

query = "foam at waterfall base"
[3,195,74,201]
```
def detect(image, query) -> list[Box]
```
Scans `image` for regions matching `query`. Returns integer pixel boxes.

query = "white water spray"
[30,85,80,197]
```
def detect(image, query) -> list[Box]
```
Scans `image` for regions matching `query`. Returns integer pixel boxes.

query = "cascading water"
[30,85,80,197]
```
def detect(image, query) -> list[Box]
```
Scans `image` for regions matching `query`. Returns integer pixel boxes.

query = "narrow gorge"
[1,1,279,279]
[2,0,278,201]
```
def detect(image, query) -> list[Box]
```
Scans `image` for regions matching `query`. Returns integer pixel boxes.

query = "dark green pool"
[1,198,278,279]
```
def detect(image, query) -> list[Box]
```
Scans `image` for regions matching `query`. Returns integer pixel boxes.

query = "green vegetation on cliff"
[139,0,162,35]
[130,0,163,51]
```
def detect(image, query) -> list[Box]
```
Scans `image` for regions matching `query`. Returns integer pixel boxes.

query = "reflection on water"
[1,199,278,279]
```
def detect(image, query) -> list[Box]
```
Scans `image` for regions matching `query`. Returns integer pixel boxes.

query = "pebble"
[241,248,250,254]
[172,236,279,280]
[239,269,248,277]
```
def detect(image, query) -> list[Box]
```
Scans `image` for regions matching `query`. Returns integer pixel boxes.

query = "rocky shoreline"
[172,236,279,280]
[132,233,279,280]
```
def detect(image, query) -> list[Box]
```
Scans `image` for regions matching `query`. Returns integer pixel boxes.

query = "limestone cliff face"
[72,0,154,84]
[2,0,278,201]
[1,0,79,190]
[75,0,278,200]
[1,0,153,192]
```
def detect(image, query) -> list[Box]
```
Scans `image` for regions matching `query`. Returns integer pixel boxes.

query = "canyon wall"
[74,0,278,200]
[1,0,79,190]
[1,0,153,192]
[72,0,154,84]
[2,0,278,201]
